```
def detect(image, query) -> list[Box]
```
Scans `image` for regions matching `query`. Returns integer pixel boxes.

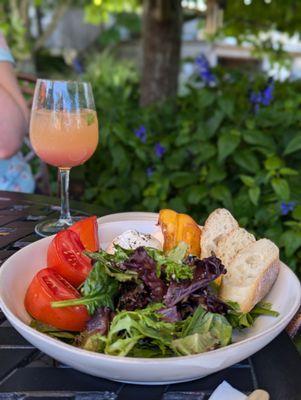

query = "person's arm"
[0,62,29,159]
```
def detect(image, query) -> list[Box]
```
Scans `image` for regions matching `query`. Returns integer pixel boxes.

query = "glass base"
[35,216,84,237]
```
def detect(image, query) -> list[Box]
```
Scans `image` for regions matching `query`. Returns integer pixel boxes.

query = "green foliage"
[225,301,279,330]
[80,54,301,279]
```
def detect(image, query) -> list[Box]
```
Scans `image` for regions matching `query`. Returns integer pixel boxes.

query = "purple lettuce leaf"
[164,256,226,307]
[122,247,167,302]
[189,290,229,315]
[117,281,150,311]
[86,307,114,336]
[157,306,181,323]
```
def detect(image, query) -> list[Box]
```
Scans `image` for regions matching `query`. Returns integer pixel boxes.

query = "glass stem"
[59,167,72,225]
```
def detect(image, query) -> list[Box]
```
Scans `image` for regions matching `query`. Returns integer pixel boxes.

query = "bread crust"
[201,208,238,259]
[220,239,280,313]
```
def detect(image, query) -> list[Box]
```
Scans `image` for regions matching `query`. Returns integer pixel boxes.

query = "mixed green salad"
[31,243,279,357]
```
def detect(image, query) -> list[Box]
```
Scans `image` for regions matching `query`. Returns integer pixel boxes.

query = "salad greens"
[30,320,76,342]
[52,261,119,314]
[146,242,193,281]
[225,301,279,330]
[45,243,279,358]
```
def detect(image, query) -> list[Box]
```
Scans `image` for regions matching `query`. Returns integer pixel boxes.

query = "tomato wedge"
[69,216,99,252]
[25,268,89,331]
[47,229,92,287]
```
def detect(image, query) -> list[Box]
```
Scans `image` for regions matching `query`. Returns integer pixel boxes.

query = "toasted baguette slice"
[201,208,238,259]
[220,238,280,313]
[216,227,256,267]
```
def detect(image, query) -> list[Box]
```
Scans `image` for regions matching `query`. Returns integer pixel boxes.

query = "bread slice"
[201,208,238,259]
[216,227,256,267]
[220,238,280,313]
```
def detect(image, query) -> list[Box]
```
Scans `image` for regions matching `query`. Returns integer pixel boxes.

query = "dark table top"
[0,190,300,400]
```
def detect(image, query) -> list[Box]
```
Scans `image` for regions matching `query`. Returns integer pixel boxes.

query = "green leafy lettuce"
[104,304,176,357]
[225,301,279,329]
[52,261,119,314]
[172,333,219,356]
[147,242,193,281]
[30,320,77,341]
[172,305,232,355]
[77,332,107,352]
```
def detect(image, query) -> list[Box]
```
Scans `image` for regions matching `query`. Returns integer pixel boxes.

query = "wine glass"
[30,79,99,237]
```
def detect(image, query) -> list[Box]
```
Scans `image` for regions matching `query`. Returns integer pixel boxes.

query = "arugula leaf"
[30,320,76,341]
[225,301,279,329]
[172,332,219,356]
[85,247,138,282]
[52,261,119,314]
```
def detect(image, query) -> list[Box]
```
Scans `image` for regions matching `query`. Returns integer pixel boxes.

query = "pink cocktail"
[30,79,99,237]
[30,109,98,168]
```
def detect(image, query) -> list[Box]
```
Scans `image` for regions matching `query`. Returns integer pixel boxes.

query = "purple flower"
[281,201,296,216]
[195,54,216,85]
[134,125,147,143]
[261,78,274,106]
[249,78,274,112]
[146,166,154,177]
[154,142,166,158]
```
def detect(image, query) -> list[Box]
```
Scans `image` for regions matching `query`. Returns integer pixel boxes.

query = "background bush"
[79,54,301,278]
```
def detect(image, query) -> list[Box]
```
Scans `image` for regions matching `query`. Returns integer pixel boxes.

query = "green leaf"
[284,135,301,155]
[225,301,278,330]
[105,306,175,356]
[178,306,232,354]
[147,243,193,281]
[170,172,196,188]
[206,162,227,183]
[248,186,260,205]
[79,333,107,352]
[264,155,283,171]
[292,205,301,221]
[193,143,216,164]
[172,332,218,356]
[210,185,232,209]
[240,175,255,187]
[279,167,299,176]
[243,130,276,150]
[186,185,207,205]
[30,320,76,340]
[281,230,301,257]
[271,178,290,201]
[167,242,188,263]
[218,131,240,162]
[52,262,119,314]
[206,110,224,138]
[233,150,260,173]
[218,97,234,118]
[85,248,138,282]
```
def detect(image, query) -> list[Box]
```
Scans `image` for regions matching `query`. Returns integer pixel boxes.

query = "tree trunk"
[140,0,182,107]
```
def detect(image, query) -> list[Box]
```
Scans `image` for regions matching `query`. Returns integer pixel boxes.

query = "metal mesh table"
[0,191,300,400]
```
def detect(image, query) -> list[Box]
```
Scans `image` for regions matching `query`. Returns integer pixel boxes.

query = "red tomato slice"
[25,268,89,331]
[69,216,99,252]
[47,229,92,287]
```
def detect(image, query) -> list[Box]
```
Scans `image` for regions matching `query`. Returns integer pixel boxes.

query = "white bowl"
[0,212,300,385]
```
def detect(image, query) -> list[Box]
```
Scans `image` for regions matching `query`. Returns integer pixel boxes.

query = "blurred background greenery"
[1,0,301,280]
